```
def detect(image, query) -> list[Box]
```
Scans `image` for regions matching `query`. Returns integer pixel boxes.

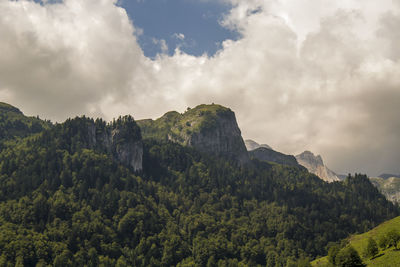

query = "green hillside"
[0,102,399,266]
[137,104,233,142]
[312,216,400,266]
[0,102,51,145]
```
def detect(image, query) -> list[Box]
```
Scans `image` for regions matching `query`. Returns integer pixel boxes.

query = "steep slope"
[138,104,249,164]
[49,116,143,172]
[370,176,400,204]
[244,139,272,150]
[312,216,400,267]
[296,151,340,182]
[249,147,301,167]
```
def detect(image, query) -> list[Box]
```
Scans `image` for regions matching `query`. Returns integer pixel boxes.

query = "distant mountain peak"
[296,151,340,182]
[244,139,272,151]
[370,176,400,203]
[297,151,324,166]
[379,173,400,179]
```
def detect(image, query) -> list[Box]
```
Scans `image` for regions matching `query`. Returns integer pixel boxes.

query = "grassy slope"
[312,216,400,266]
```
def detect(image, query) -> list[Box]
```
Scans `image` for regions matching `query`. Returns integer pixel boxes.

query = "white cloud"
[173,33,185,41]
[0,0,149,119]
[152,38,168,54]
[1,0,400,176]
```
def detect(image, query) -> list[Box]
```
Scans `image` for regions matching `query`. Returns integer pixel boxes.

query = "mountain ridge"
[379,173,400,179]
[0,101,398,266]
[244,139,272,151]
[0,102,51,145]
[138,104,250,165]
[296,151,340,182]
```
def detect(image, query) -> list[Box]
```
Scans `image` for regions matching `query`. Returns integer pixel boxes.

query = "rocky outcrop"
[138,104,250,165]
[249,147,301,167]
[244,139,272,151]
[296,151,340,182]
[370,176,400,204]
[86,116,143,172]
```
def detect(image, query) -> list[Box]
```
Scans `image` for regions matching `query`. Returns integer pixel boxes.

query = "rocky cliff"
[86,116,143,172]
[296,151,340,182]
[138,104,250,165]
[370,176,400,204]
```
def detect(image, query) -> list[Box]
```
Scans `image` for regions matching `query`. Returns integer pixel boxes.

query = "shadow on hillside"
[371,252,384,260]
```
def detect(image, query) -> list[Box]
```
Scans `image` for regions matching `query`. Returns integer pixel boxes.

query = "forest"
[0,104,398,266]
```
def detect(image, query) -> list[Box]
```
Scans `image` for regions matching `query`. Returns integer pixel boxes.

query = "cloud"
[152,38,168,54]
[0,0,148,119]
[0,0,400,176]
[173,33,185,41]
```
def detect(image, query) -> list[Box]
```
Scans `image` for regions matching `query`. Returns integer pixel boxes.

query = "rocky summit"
[296,151,340,182]
[138,104,250,165]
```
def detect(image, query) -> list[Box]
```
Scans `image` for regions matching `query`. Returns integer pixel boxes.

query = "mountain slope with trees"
[0,102,51,148]
[0,103,398,266]
[312,216,400,266]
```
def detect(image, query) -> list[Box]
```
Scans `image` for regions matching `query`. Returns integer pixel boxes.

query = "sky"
[0,0,400,176]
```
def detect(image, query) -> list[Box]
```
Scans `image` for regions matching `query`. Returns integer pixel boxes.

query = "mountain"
[249,147,302,167]
[370,176,400,204]
[0,102,398,266]
[137,104,249,165]
[0,102,51,145]
[379,173,400,179]
[296,151,340,182]
[245,139,302,167]
[312,216,400,267]
[244,139,272,151]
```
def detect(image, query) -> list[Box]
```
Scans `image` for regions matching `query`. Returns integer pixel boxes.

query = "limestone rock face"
[87,116,143,172]
[370,176,400,204]
[111,128,143,172]
[138,104,250,165]
[296,151,340,182]
[180,108,249,165]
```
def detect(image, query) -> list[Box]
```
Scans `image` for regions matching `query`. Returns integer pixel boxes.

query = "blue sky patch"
[118,0,239,58]
[31,0,239,58]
